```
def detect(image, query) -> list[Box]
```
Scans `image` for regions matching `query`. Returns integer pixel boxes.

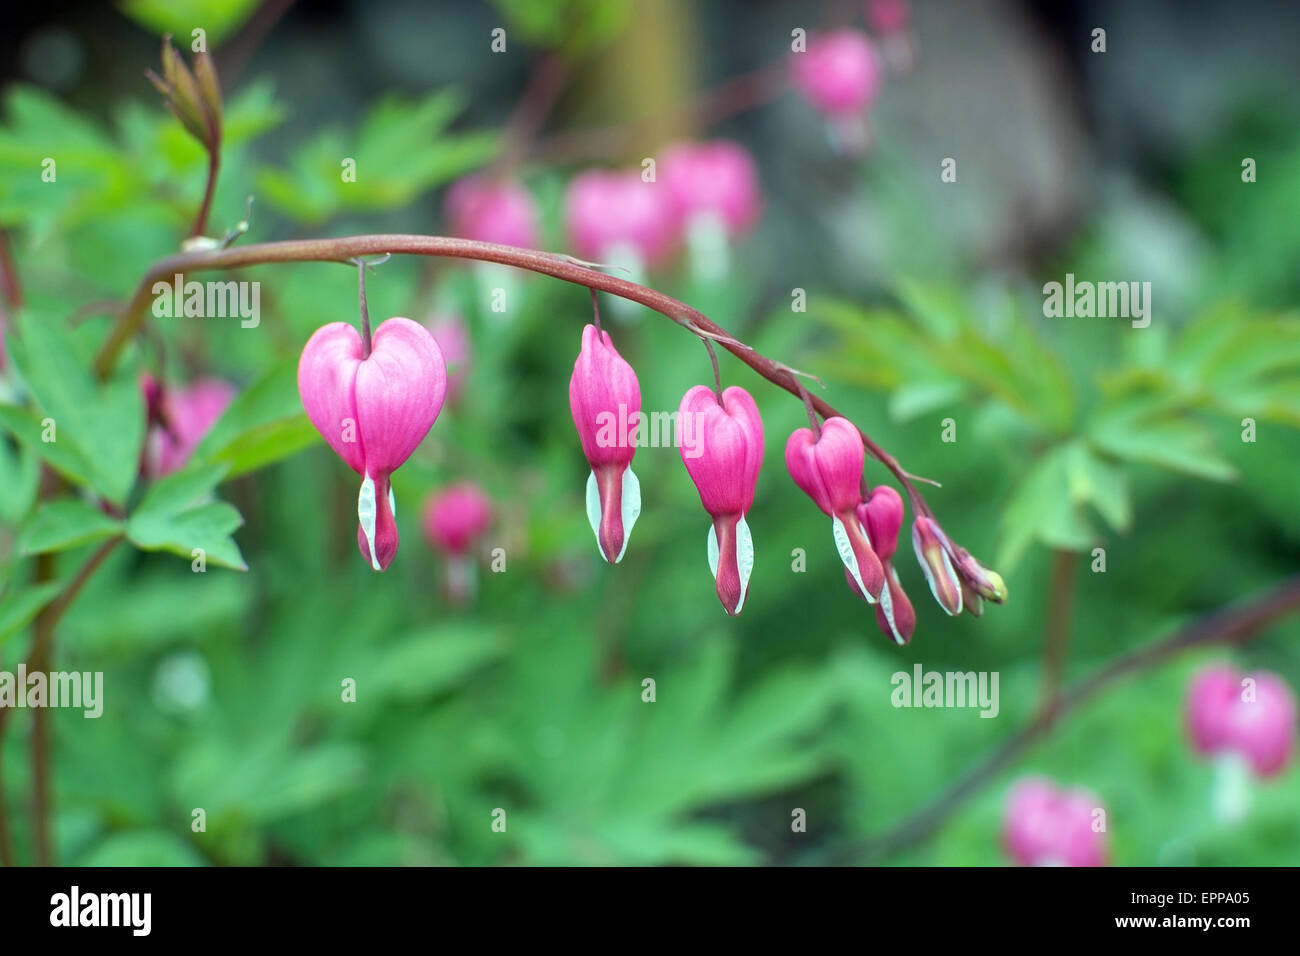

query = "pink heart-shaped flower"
[298,316,446,571]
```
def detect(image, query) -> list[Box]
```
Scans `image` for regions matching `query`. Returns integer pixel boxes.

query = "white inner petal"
[915,534,962,615]
[585,471,602,550]
[833,515,874,604]
[617,466,641,564]
[707,524,720,578]
[879,567,903,644]
[734,515,754,615]
[358,474,380,571]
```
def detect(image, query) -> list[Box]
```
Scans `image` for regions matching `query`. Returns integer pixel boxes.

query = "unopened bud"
[912,516,962,615]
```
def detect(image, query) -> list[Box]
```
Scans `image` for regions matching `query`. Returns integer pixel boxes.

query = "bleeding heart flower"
[852,485,915,644]
[661,140,762,238]
[565,169,679,270]
[569,323,641,564]
[791,29,883,118]
[144,376,237,478]
[298,317,446,571]
[785,416,884,602]
[1186,665,1297,778]
[444,175,539,248]
[422,481,494,557]
[679,384,764,615]
[1004,777,1108,867]
[422,480,494,604]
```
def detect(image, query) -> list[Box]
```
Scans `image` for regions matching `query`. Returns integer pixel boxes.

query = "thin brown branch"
[0,537,121,866]
[850,572,1300,864]
[1039,549,1078,713]
[190,146,220,239]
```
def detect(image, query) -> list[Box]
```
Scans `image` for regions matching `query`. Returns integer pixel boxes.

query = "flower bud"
[912,516,962,615]
[679,385,764,615]
[298,317,447,571]
[569,324,641,564]
[954,550,1008,604]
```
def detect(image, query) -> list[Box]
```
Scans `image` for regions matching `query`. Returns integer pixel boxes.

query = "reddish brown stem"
[1039,549,1078,713]
[0,537,121,866]
[190,147,220,239]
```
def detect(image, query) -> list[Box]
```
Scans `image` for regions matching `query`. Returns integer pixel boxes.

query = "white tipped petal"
[358,474,381,571]
[734,515,754,615]
[833,515,874,604]
[617,466,641,563]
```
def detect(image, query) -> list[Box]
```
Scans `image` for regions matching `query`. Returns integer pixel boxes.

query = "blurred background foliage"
[0,0,1298,866]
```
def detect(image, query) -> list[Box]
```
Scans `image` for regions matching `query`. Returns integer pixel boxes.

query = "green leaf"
[119,0,262,44]
[0,433,40,524]
[18,499,123,555]
[360,628,505,704]
[254,91,498,222]
[0,404,95,490]
[0,581,61,647]
[127,464,246,570]
[77,830,206,867]
[8,310,144,506]
[191,357,319,477]
[1088,402,1237,482]
[1065,441,1133,534]
[998,445,1096,571]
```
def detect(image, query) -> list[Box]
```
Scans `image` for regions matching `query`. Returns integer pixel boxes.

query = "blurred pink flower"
[866,0,910,34]
[564,169,679,268]
[660,140,762,237]
[791,29,883,118]
[445,175,540,248]
[145,376,237,478]
[422,482,494,556]
[426,313,470,402]
[1004,777,1108,867]
[1186,664,1297,777]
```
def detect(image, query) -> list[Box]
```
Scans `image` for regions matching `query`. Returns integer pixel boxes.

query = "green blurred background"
[0,0,1298,866]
